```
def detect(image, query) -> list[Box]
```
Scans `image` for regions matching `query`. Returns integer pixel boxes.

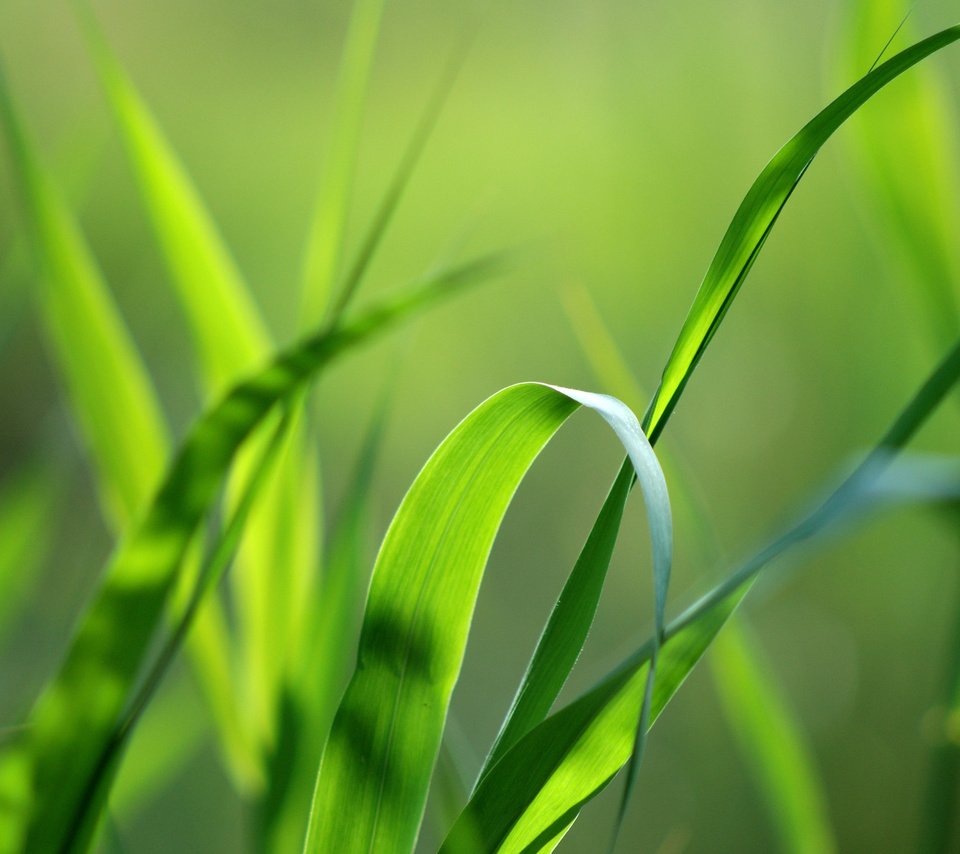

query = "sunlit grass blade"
[643,24,960,442]
[299,0,384,328]
[842,1,960,346]
[0,461,58,645]
[709,622,835,854]
[0,253,499,853]
[305,383,670,854]
[444,335,960,852]
[77,5,269,389]
[565,284,835,852]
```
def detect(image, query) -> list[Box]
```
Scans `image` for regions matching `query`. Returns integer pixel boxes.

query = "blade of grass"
[0,253,501,853]
[77,6,326,757]
[0,62,254,791]
[507,26,960,837]
[564,285,835,852]
[445,334,960,852]
[642,24,960,442]
[304,383,671,854]
[709,622,835,854]
[299,0,384,329]
[61,408,294,854]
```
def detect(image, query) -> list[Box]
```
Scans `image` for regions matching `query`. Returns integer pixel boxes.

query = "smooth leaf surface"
[305,383,670,854]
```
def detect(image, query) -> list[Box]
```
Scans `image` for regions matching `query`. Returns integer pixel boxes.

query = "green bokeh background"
[1,1,959,851]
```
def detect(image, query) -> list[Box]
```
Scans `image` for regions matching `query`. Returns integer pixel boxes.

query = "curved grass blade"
[304,383,670,854]
[444,335,960,852]
[642,24,960,442]
[0,254,499,854]
[565,284,835,852]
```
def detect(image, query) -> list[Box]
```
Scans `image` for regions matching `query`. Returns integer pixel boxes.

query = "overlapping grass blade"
[305,383,670,854]
[444,335,960,852]
[642,24,960,441]
[564,284,835,853]
[0,254,499,854]
[495,25,960,839]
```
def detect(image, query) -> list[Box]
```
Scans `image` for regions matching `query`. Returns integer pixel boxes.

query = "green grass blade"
[304,383,669,854]
[0,254,499,853]
[78,5,269,390]
[0,64,168,528]
[843,1,960,346]
[709,622,835,854]
[300,0,384,328]
[444,335,960,852]
[643,24,960,442]
[0,462,58,645]
[566,285,835,852]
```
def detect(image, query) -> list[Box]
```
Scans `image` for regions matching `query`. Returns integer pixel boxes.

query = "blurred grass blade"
[78,5,269,390]
[709,622,835,854]
[327,22,476,322]
[843,1,960,346]
[0,62,168,527]
[305,383,670,854]
[108,674,207,822]
[643,24,960,442]
[300,0,384,328]
[444,335,960,852]
[0,462,58,644]
[0,62,252,790]
[0,254,499,853]
[77,8,327,756]
[566,285,835,852]
[63,409,293,853]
